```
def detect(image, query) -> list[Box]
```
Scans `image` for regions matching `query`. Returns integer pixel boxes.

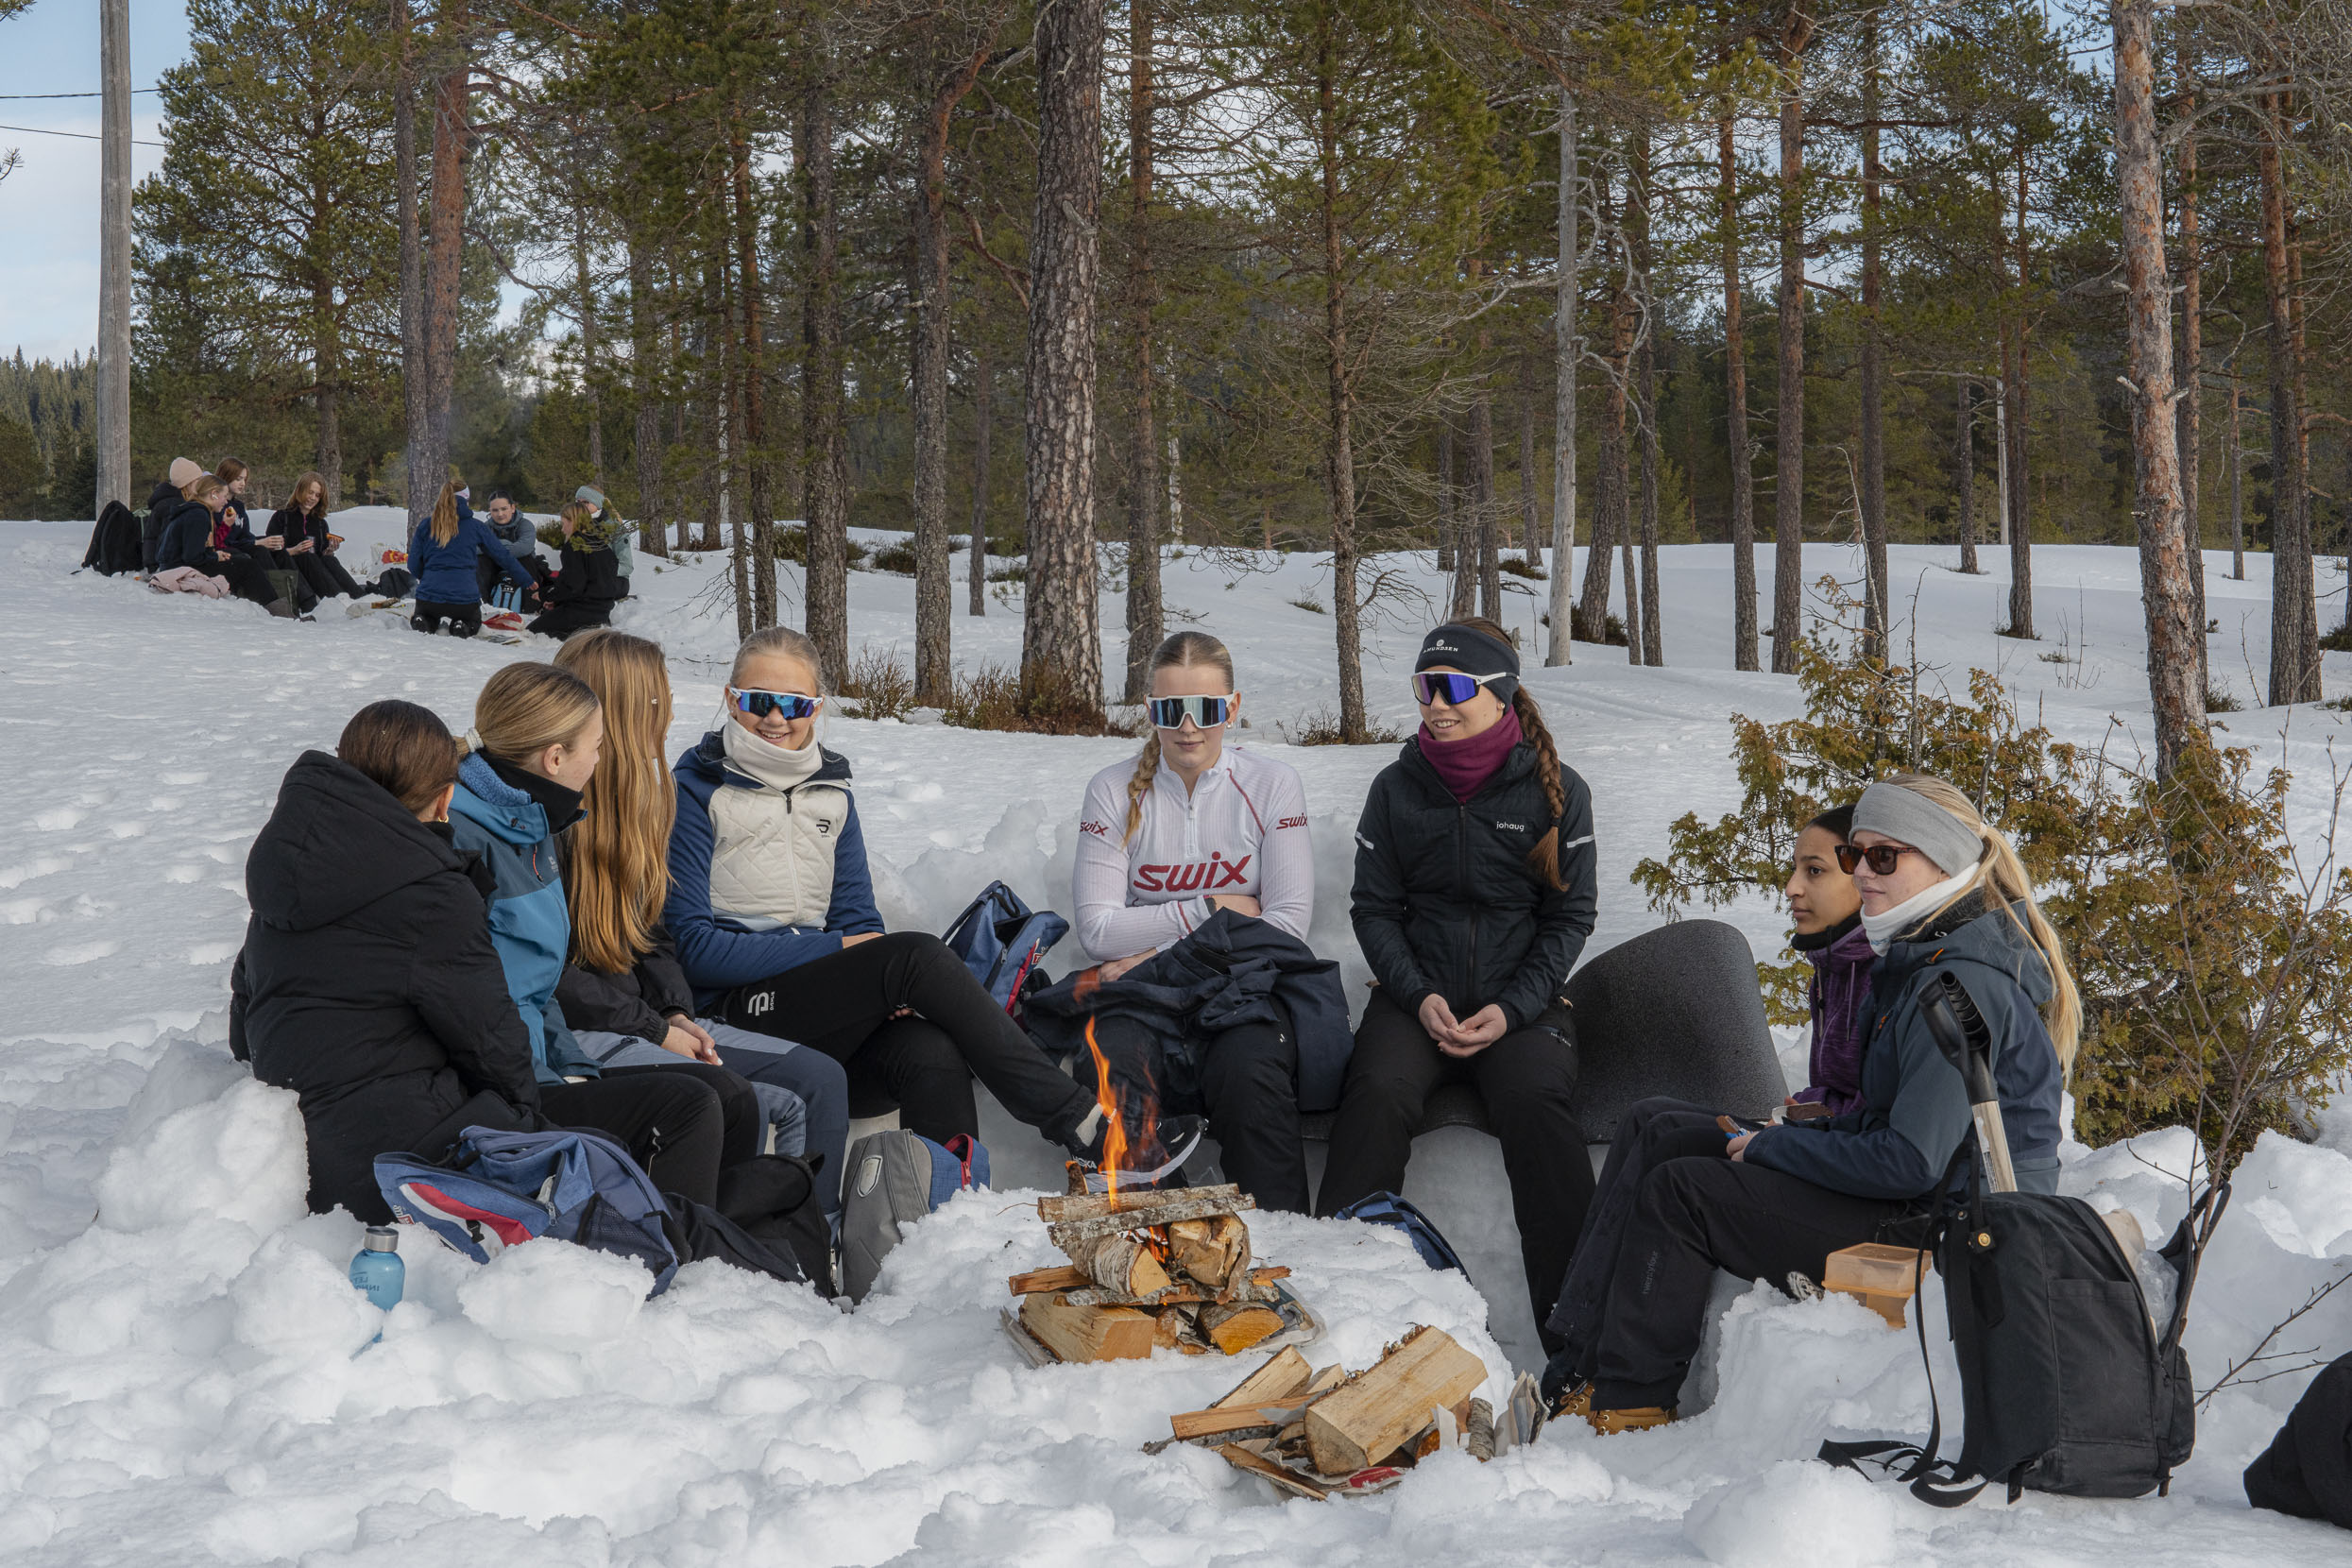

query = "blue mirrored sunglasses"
[1146,693,1235,730]
[729,688,823,721]
[1413,671,1508,707]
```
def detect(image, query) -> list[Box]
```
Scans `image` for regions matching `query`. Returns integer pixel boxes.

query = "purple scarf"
[1799,916,1875,1114]
[1418,706,1523,803]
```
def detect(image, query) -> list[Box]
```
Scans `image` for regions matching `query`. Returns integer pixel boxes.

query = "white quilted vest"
[706,765,852,932]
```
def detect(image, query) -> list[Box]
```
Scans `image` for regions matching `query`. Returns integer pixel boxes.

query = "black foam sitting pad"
[1563,917,1783,1141]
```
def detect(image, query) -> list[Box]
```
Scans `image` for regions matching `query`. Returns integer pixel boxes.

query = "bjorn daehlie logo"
[1136,852,1253,893]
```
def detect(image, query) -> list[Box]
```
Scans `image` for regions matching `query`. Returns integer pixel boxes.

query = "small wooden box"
[1821,1242,1933,1329]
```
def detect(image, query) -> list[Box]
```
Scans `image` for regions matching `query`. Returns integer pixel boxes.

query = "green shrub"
[1287,594,1326,614]
[770,526,870,569]
[1499,555,1547,580]
[1281,709,1405,746]
[867,537,917,575]
[839,644,916,722]
[942,662,1133,737]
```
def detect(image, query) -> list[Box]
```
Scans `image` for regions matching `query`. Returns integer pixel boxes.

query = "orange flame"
[1082,1014,1160,1198]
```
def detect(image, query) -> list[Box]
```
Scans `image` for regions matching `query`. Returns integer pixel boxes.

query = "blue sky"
[0,0,189,362]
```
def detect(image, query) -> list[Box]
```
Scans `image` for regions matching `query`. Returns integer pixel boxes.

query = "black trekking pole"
[1920,971,2016,1194]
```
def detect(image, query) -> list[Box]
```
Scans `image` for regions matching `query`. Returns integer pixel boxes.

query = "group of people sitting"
[143,454,627,643]
[228,612,2076,1436]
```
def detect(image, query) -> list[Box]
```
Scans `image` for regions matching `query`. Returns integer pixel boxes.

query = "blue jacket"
[1744,894,2065,1202]
[665,729,883,1006]
[410,507,533,605]
[449,753,600,1083]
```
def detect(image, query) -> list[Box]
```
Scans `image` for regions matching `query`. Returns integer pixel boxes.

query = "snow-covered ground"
[4,514,2350,1565]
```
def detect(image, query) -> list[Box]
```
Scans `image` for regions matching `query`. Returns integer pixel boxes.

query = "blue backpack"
[1334,1191,1468,1276]
[374,1125,682,1294]
[943,880,1068,1015]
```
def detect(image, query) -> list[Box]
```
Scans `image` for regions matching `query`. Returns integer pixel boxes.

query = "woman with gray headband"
[1559,772,2079,1434]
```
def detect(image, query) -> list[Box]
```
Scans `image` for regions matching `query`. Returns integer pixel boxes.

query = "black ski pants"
[412,600,482,638]
[1590,1153,1920,1411]
[1315,988,1594,1333]
[198,554,282,609]
[721,930,1095,1149]
[540,1065,734,1207]
[526,602,612,641]
[292,548,366,601]
[1084,1004,1309,1214]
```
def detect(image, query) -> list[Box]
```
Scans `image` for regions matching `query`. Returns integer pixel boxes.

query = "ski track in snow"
[3,516,2350,1565]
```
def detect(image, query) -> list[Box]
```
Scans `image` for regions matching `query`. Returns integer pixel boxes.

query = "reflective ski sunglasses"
[728,687,823,721]
[1835,842,1919,876]
[1413,670,1509,707]
[1147,693,1236,730]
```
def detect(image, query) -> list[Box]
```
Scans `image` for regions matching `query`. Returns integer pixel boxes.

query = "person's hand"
[1419,993,1464,1048]
[660,1015,720,1064]
[290,538,315,554]
[1728,1132,1755,1162]
[1440,1003,1509,1058]
[1208,895,1262,918]
[322,537,339,554]
[258,534,284,550]
[841,931,881,948]
[1099,950,1155,983]
[213,549,231,562]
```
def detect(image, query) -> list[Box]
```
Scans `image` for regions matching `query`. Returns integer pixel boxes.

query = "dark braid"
[1510,688,1569,891]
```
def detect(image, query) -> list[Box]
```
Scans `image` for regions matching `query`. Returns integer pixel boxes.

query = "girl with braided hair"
[1070,631,1319,1210]
[1317,617,1600,1332]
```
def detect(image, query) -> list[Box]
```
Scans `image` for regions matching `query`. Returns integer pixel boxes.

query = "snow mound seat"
[1302,918,1783,1142]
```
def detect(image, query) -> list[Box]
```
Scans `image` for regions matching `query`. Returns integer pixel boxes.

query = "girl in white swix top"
[1068,631,1319,1211]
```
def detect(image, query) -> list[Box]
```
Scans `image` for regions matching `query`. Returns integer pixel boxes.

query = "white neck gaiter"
[721,716,825,793]
[1863,869,1981,955]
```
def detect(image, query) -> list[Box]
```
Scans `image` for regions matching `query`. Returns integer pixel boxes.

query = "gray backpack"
[839,1130,988,1303]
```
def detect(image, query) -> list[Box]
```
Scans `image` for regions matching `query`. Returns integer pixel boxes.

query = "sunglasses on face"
[1413,671,1508,707]
[1835,843,1917,876]
[729,688,823,721]
[1148,693,1236,730]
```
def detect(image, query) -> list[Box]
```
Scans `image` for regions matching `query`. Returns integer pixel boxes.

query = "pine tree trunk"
[1632,128,1662,667]
[575,209,604,493]
[1609,199,1640,665]
[313,273,343,506]
[730,123,775,629]
[418,13,469,507]
[1954,379,1977,573]
[2258,96,2314,704]
[1718,105,1758,671]
[1315,18,1366,738]
[95,0,131,517]
[1435,419,1456,575]
[2003,146,2035,639]
[2227,368,2243,580]
[1020,0,1107,716]
[717,243,751,640]
[1858,9,1887,658]
[1474,378,1499,621]
[1122,0,1163,704]
[969,345,992,615]
[394,0,426,519]
[912,42,987,703]
[1544,87,1577,667]
[1772,4,1810,674]
[629,240,665,557]
[2174,46,2204,678]
[1518,362,1541,563]
[2111,0,2205,775]
[800,68,848,686]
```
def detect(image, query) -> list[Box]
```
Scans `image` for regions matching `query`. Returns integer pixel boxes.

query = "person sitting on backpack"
[475,489,550,605]
[525,500,625,641]
[1314,618,1599,1336]
[266,470,367,603]
[154,473,293,615]
[410,480,535,638]
[1540,803,1870,1413]
[666,625,1105,1161]
[1069,630,1321,1212]
[1554,773,2077,1434]
[552,629,851,1216]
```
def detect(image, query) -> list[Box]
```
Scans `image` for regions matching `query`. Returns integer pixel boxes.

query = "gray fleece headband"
[1850,782,1986,877]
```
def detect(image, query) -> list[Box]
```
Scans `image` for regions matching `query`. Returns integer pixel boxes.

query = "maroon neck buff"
[1418,705,1523,803]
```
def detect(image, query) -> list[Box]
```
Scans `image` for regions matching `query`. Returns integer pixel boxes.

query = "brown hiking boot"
[1554,1382,1594,1421]
[1586,1405,1675,1435]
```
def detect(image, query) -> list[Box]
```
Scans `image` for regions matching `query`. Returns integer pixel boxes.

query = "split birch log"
[1201,1301,1285,1355]
[1019,1292,1156,1363]
[1167,1215,1251,1292]
[1073,1232,1170,1297]
[1041,1185,1253,1249]
[1303,1326,1488,1475]
[1008,1264,1291,1303]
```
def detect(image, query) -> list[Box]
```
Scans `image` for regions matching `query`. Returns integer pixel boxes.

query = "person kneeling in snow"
[408,480,535,638]
[1551,775,2074,1434]
[1540,803,1872,1422]
[665,626,1108,1164]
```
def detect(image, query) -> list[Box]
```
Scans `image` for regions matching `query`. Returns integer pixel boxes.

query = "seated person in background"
[666,625,1106,1163]
[1555,774,2075,1434]
[552,629,851,1216]
[145,456,203,520]
[451,660,759,1207]
[266,470,368,604]
[1316,618,1599,1338]
[476,488,550,603]
[1541,803,1869,1414]
[155,473,293,615]
[232,700,552,1222]
[409,479,535,638]
[525,500,625,641]
[574,485,632,590]
[1070,629,1319,1212]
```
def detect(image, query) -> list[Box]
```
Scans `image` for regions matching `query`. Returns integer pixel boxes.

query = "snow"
[4,515,2351,1563]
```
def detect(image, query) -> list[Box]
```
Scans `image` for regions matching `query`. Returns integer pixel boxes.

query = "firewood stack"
[1007,1179,1309,1361]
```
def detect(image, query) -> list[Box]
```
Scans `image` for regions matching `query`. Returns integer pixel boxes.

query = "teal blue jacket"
[450,753,600,1084]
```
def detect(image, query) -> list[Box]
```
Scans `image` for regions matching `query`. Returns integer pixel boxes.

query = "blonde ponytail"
[1123,731,1162,845]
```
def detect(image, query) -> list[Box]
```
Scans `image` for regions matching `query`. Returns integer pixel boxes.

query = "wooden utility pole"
[2110,0,2205,775]
[95,0,131,518]
[1544,88,1577,666]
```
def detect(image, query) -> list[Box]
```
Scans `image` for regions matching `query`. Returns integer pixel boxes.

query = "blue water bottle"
[349,1225,404,1342]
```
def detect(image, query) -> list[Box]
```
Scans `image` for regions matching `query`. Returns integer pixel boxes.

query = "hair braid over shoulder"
[1510,687,1571,892]
[1123,730,1161,845]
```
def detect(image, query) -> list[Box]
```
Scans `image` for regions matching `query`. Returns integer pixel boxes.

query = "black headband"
[1415,623,1520,688]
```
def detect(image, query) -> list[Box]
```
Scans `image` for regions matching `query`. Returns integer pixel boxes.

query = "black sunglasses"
[1835,843,1917,876]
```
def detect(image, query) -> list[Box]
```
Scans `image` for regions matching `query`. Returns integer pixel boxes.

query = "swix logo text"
[1080,819,1111,838]
[1135,853,1252,893]
[1274,814,1308,831]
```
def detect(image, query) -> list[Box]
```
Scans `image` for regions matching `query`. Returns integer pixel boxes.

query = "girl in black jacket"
[155,474,288,613]
[526,500,625,641]
[266,470,367,602]
[1316,618,1599,1334]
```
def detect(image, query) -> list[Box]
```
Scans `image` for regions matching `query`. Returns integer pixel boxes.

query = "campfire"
[1001,1020,1319,1364]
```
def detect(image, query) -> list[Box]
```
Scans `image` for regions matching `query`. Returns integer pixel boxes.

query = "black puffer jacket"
[1350,736,1598,1031]
[154,498,223,572]
[544,540,624,613]
[230,752,542,1221]
[554,921,697,1046]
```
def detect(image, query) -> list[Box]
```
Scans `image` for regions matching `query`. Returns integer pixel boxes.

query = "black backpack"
[79,501,142,576]
[140,506,168,571]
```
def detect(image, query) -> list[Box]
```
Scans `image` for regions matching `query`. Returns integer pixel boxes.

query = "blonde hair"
[185,474,225,504]
[462,661,601,770]
[730,624,826,690]
[1125,631,1236,844]
[430,480,461,547]
[1884,772,2083,1071]
[554,631,674,973]
[559,500,595,533]
[292,470,326,515]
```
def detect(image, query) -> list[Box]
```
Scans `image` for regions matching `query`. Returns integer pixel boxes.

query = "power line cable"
[0,123,165,147]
